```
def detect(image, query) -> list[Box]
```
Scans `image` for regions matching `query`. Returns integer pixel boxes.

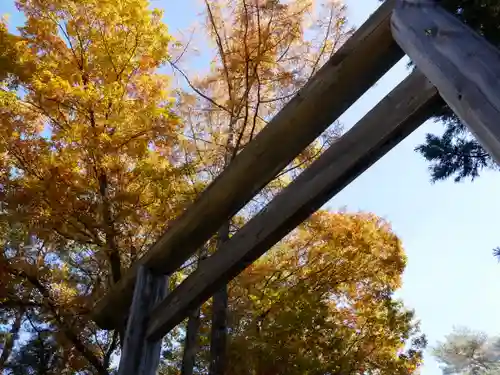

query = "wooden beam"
[391,0,500,163]
[146,70,440,340]
[117,267,167,375]
[92,0,403,330]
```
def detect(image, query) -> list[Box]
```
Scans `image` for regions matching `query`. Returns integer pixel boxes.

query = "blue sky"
[2,1,500,374]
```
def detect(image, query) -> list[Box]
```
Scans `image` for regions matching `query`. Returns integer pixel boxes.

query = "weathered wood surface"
[392,0,500,163]
[146,70,440,340]
[92,0,403,329]
[117,266,167,375]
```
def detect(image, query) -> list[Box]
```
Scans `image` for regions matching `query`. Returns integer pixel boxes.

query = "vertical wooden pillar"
[118,266,167,375]
[391,0,500,164]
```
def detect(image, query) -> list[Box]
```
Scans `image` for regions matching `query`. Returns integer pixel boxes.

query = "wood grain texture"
[117,266,167,375]
[392,0,500,163]
[92,0,403,330]
[146,70,440,340]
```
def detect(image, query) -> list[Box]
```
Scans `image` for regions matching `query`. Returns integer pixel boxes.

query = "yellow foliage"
[173,0,353,205]
[0,2,425,375]
[0,1,195,372]
[161,211,424,375]
[0,0,193,279]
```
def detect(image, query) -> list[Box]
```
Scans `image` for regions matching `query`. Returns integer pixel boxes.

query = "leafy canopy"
[0,0,193,372]
[161,211,426,375]
[0,1,426,374]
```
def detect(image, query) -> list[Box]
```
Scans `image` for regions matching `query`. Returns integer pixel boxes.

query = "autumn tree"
[159,211,426,375]
[433,327,500,375]
[168,0,352,373]
[0,0,194,372]
[3,309,73,375]
[0,2,428,375]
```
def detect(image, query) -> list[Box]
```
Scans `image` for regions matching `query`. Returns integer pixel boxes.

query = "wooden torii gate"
[89,0,500,373]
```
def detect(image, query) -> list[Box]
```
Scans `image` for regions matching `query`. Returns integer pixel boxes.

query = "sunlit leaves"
[160,211,425,375]
[224,211,423,375]
[0,1,426,374]
[0,0,191,372]
[0,0,191,274]
[172,0,353,201]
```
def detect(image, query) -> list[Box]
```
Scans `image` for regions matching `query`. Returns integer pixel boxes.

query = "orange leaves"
[0,1,425,374]
[170,0,353,219]
[214,210,425,375]
[0,3,188,375]
[0,3,195,370]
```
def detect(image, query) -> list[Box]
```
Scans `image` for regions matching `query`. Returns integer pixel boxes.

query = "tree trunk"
[209,285,228,375]
[208,223,230,375]
[181,246,207,375]
[0,307,24,371]
[181,307,202,375]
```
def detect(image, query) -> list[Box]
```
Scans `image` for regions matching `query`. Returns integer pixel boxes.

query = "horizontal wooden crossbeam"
[92,0,403,329]
[146,70,441,340]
